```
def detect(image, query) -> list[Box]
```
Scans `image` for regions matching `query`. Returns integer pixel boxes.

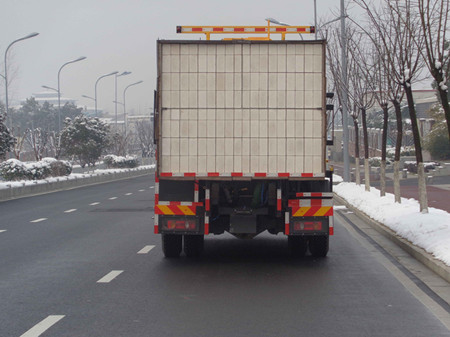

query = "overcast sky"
[1,0,353,117]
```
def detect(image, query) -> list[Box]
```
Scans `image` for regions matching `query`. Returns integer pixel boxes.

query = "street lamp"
[42,85,58,92]
[265,18,303,40]
[115,71,131,129]
[3,32,39,127]
[95,71,118,116]
[57,56,86,133]
[82,94,95,101]
[123,80,143,136]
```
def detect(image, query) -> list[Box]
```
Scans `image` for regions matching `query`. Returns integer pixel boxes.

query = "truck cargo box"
[155,40,326,179]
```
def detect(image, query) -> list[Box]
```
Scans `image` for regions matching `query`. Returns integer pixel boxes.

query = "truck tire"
[184,235,204,257]
[309,236,329,257]
[162,234,182,258]
[288,236,307,257]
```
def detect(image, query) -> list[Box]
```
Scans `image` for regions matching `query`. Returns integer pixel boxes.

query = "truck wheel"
[184,235,204,257]
[162,234,182,258]
[288,236,307,257]
[309,236,329,257]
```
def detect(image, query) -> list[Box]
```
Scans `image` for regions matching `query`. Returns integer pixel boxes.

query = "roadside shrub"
[0,159,28,181]
[103,155,139,168]
[0,158,72,181]
[49,160,72,176]
[24,161,52,180]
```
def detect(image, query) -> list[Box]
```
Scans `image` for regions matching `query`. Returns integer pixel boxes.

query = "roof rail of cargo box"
[176,22,315,41]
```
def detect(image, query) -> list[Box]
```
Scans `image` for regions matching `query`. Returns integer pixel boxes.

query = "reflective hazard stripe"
[159,172,325,178]
[285,212,290,235]
[155,204,198,215]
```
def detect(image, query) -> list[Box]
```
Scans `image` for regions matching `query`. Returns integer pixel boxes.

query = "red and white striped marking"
[194,180,199,202]
[160,172,324,178]
[277,188,282,211]
[288,199,333,208]
[204,215,209,235]
[179,26,313,33]
[329,216,334,236]
[285,212,290,235]
[296,192,333,198]
[157,201,203,207]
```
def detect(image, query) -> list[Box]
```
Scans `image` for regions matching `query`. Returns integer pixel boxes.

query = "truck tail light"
[164,219,197,231]
[293,221,322,231]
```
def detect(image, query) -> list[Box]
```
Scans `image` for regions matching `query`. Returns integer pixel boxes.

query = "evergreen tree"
[60,115,110,167]
[0,103,15,160]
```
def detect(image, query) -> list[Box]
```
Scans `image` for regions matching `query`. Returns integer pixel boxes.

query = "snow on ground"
[0,165,155,189]
[334,181,450,266]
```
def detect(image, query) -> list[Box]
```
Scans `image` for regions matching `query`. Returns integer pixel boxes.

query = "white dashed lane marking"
[97,270,123,283]
[20,315,65,337]
[138,189,145,192]
[30,218,47,223]
[125,193,133,196]
[90,202,100,206]
[137,245,155,254]
[150,186,154,189]
[0,230,6,233]
[109,197,118,200]
[64,209,77,213]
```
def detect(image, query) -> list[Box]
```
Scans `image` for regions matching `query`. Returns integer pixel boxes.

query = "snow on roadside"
[0,165,155,190]
[334,181,450,266]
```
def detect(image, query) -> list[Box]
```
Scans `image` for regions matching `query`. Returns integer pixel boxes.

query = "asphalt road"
[0,175,449,336]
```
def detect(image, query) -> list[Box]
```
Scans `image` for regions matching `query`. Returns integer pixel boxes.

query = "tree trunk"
[380,160,386,196]
[404,83,428,213]
[361,107,370,191]
[355,157,360,185]
[353,119,360,185]
[438,87,450,144]
[364,158,370,191]
[392,99,403,203]
[393,161,401,203]
[380,104,389,197]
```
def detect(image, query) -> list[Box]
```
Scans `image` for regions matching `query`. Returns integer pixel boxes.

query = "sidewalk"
[332,162,450,213]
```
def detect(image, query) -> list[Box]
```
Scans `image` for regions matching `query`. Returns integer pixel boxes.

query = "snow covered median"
[0,165,155,201]
[334,182,450,266]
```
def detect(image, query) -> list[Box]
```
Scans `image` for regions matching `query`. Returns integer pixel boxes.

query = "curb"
[334,194,450,284]
[0,167,154,202]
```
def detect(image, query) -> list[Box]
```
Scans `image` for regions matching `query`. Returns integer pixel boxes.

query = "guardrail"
[0,167,154,202]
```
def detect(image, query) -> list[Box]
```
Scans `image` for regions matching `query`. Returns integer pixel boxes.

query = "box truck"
[153,26,333,258]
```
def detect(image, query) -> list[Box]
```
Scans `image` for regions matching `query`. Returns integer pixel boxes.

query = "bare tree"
[356,0,428,212]
[415,0,450,141]
[347,31,377,191]
[135,119,155,159]
[25,128,48,161]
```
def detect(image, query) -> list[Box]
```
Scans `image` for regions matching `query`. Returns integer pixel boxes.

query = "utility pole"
[340,0,350,182]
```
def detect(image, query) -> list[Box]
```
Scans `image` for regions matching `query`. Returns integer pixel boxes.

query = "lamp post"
[57,56,86,133]
[340,0,350,182]
[115,71,131,129]
[42,85,58,92]
[3,32,39,128]
[95,71,118,117]
[123,80,143,136]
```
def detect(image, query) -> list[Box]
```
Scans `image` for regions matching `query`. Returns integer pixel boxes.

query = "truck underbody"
[155,173,333,258]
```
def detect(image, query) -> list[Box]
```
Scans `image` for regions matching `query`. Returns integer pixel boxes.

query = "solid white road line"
[109,197,118,200]
[90,202,100,206]
[97,270,123,283]
[125,193,133,196]
[64,209,77,213]
[137,245,155,254]
[0,230,6,233]
[30,218,47,223]
[20,315,65,337]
